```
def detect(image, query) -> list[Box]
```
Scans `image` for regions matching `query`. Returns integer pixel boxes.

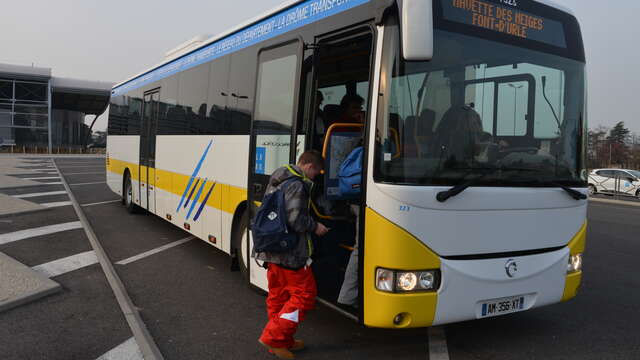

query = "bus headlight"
[567,253,583,273]
[376,268,440,293]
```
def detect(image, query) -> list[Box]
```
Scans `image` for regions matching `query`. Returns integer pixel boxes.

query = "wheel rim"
[240,228,249,270]
[589,186,595,196]
[126,181,132,206]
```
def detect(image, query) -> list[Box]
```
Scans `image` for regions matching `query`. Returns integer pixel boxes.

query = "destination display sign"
[441,0,567,48]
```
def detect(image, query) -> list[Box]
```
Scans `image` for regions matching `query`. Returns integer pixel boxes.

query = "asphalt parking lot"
[1,155,639,359]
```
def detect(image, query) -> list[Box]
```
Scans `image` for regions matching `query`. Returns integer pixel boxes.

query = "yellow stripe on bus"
[363,207,440,328]
[107,158,247,216]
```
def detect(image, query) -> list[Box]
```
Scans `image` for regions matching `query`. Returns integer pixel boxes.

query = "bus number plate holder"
[478,295,526,318]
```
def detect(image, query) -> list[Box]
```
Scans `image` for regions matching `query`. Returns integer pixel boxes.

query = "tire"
[123,173,138,214]
[232,211,249,281]
[588,184,597,196]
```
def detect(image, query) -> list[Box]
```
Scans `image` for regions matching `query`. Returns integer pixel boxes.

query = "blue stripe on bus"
[184,178,201,209]
[186,179,208,220]
[193,182,217,222]
[176,140,213,212]
[112,0,370,96]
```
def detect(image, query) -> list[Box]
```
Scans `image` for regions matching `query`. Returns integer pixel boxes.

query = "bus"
[106,0,587,328]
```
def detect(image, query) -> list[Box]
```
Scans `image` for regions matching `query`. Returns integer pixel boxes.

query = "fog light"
[376,268,394,292]
[397,272,418,291]
[393,313,404,325]
[567,253,583,273]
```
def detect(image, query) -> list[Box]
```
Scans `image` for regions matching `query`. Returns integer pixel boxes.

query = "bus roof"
[112,0,305,91]
[112,0,576,93]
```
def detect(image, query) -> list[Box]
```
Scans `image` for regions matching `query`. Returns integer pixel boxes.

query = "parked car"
[588,169,640,198]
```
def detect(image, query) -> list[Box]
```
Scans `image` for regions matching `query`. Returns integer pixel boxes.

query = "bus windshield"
[375,23,586,188]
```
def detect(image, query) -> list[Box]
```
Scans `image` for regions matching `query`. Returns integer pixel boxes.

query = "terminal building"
[0,63,113,152]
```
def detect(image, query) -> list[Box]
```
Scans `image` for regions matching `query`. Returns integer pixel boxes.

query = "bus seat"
[323,104,342,126]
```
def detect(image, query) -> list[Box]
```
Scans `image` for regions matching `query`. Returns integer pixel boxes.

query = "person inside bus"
[313,91,326,148]
[255,150,329,359]
[336,93,365,125]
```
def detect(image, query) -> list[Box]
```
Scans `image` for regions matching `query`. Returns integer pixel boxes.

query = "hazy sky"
[1,0,638,133]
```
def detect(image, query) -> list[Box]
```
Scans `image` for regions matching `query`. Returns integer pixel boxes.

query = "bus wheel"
[123,174,138,214]
[588,184,596,196]
[232,211,249,281]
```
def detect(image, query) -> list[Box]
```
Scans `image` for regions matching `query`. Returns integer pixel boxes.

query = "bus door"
[248,40,304,288]
[305,28,374,315]
[139,90,159,213]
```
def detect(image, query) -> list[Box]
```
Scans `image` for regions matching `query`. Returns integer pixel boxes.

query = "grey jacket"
[252,165,317,269]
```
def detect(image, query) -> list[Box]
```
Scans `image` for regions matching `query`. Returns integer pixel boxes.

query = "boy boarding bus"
[107,0,588,328]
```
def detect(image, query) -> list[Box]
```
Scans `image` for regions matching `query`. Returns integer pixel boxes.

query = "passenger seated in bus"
[335,93,365,125]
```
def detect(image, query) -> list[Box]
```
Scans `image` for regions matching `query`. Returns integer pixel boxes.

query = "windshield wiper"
[555,184,587,200]
[508,178,587,200]
[436,167,501,203]
[436,168,588,202]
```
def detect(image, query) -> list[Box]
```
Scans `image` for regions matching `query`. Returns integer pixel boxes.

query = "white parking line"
[22,176,61,180]
[82,200,121,207]
[64,172,104,176]
[95,337,143,360]
[58,165,105,169]
[32,251,99,278]
[116,237,195,265]
[13,191,67,198]
[32,182,63,185]
[69,181,106,186]
[41,201,73,208]
[428,327,450,360]
[0,221,82,245]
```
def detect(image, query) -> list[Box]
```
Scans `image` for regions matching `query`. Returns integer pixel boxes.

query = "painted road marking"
[22,176,61,180]
[32,182,63,185]
[64,172,104,176]
[116,237,195,265]
[95,337,143,360]
[0,221,82,245]
[57,165,105,169]
[428,327,450,360]
[52,160,164,360]
[41,201,73,208]
[82,200,121,207]
[69,182,106,186]
[32,251,99,278]
[13,191,67,198]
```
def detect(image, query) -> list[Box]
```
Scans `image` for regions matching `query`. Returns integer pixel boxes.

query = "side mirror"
[401,0,434,61]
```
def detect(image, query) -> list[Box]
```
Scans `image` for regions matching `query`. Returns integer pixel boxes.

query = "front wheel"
[232,211,249,281]
[588,184,597,196]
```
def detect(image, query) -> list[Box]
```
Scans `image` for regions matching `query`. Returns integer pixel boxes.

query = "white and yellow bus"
[106,0,588,328]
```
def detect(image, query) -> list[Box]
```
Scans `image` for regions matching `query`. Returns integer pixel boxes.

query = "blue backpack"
[252,178,301,253]
[338,146,363,199]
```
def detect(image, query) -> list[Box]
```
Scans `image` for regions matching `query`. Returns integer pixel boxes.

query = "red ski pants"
[259,263,317,349]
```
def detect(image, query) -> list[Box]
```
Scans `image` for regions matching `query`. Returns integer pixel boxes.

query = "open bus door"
[247,40,305,290]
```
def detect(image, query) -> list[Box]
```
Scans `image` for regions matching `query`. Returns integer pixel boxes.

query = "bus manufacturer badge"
[505,259,518,278]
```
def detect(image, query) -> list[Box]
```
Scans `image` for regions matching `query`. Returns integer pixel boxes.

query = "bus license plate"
[480,295,525,318]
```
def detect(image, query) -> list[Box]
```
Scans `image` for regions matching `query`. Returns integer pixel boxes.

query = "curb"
[589,197,640,207]
[0,282,62,313]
